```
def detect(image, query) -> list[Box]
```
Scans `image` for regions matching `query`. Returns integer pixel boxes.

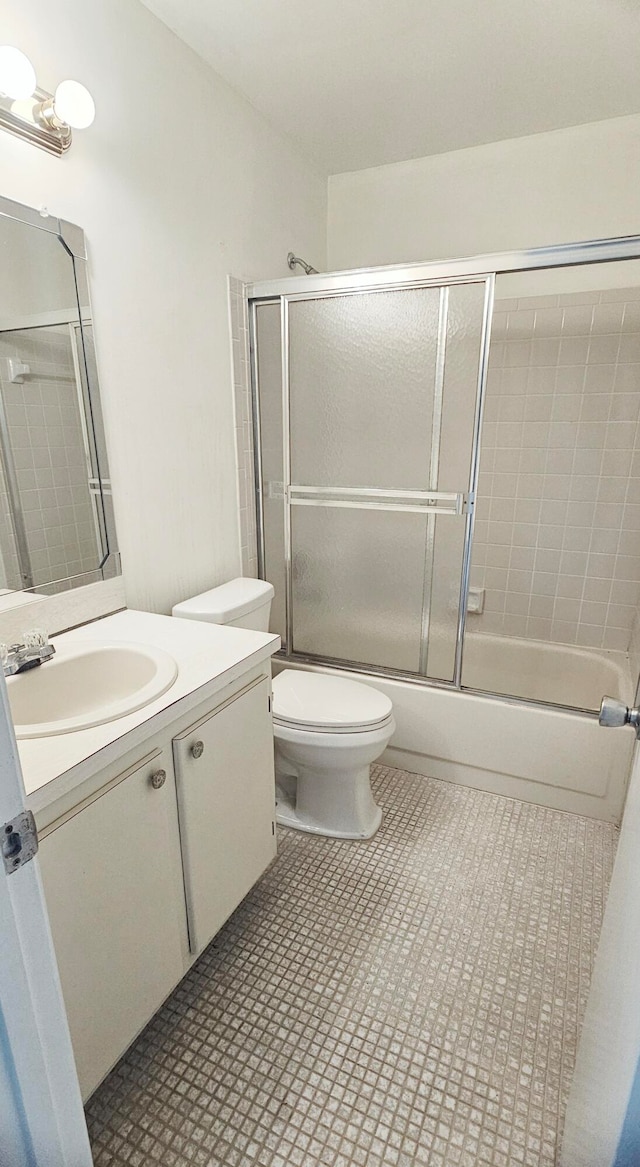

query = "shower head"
[287,251,318,276]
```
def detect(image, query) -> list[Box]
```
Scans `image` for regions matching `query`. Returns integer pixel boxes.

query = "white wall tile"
[470,288,640,652]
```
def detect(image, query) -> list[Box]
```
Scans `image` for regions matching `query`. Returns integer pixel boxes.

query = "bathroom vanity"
[17,610,280,1100]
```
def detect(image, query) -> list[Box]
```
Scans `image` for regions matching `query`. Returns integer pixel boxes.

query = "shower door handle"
[287,486,470,516]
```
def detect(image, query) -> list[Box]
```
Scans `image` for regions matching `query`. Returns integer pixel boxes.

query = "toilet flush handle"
[599,696,640,737]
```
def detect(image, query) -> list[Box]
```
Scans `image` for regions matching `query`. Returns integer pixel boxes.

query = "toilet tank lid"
[172,577,275,622]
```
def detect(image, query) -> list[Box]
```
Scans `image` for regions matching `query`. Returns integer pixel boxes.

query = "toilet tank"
[172,577,275,631]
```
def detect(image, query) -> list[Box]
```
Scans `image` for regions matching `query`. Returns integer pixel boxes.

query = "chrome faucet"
[1,630,55,676]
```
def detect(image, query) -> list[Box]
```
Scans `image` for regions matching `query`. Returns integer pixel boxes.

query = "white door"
[0,674,92,1166]
[561,736,640,1167]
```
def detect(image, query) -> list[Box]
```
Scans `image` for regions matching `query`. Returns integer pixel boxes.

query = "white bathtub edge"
[382,745,629,824]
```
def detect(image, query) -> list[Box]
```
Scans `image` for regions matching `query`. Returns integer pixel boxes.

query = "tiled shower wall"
[629,609,640,684]
[470,289,640,652]
[0,325,99,591]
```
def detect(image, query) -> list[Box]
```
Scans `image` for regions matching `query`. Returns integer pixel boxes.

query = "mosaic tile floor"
[86,765,617,1167]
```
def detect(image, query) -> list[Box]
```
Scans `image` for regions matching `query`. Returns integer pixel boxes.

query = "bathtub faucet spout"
[599,695,640,737]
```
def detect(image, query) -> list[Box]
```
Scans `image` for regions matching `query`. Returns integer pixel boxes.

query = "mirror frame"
[0,194,120,598]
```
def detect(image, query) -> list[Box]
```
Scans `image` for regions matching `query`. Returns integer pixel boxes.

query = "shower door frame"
[258,274,494,687]
[247,233,640,705]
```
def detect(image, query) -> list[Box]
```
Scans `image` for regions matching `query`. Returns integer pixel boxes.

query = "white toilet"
[172,578,395,840]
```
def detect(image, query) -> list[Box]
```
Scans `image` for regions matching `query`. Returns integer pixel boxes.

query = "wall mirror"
[0,195,118,603]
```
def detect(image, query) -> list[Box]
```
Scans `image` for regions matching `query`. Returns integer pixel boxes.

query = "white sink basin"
[7,642,179,738]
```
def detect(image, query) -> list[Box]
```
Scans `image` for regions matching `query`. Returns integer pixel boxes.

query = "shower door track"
[273,650,599,720]
[246,234,640,301]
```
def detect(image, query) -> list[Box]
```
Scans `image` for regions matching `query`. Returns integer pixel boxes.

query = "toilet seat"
[274,717,395,735]
[272,670,393,734]
[272,670,394,839]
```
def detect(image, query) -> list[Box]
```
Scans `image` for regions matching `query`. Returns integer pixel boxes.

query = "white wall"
[328,114,640,270]
[0,0,326,614]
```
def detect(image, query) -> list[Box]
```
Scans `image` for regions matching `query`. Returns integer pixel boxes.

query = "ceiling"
[141,0,640,175]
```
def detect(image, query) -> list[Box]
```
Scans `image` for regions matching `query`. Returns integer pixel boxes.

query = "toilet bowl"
[172,578,395,840]
[272,669,395,839]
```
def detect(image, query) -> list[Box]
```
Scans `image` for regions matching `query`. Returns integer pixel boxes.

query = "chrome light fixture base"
[0,87,72,156]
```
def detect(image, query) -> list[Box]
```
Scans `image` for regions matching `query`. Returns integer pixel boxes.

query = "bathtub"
[462,631,633,711]
[275,636,636,824]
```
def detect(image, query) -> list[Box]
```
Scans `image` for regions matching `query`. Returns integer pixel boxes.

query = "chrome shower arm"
[287,251,318,276]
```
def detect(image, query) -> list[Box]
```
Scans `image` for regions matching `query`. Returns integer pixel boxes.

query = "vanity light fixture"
[0,46,95,156]
[0,46,37,100]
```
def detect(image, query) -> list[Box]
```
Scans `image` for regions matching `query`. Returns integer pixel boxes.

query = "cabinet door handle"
[149,769,166,789]
[190,741,205,760]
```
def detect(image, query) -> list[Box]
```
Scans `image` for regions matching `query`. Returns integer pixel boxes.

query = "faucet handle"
[22,628,49,648]
[19,629,55,663]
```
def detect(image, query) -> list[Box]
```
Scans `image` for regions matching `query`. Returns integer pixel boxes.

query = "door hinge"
[2,810,39,875]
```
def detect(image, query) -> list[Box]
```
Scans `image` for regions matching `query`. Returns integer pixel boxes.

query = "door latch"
[2,810,39,875]
[599,696,640,737]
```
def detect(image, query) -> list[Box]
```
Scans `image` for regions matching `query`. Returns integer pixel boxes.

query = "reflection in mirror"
[0,199,119,599]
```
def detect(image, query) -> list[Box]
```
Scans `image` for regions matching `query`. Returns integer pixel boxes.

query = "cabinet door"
[38,749,185,1100]
[173,675,276,954]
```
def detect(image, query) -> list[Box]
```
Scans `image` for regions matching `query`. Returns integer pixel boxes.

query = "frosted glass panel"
[291,506,429,672]
[289,289,440,489]
[255,303,286,642]
[424,517,467,682]
[252,276,491,684]
[438,283,486,491]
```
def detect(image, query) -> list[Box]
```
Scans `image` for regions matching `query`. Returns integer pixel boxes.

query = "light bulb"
[53,79,95,129]
[0,46,36,101]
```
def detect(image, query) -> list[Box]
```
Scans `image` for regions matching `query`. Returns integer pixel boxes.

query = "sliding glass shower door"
[252,276,493,684]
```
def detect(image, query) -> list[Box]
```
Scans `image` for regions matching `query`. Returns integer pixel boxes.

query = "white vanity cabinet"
[37,747,186,1100]
[35,655,278,1100]
[173,674,276,953]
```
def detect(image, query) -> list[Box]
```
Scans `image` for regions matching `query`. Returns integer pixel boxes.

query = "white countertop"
[20,609,279,813]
